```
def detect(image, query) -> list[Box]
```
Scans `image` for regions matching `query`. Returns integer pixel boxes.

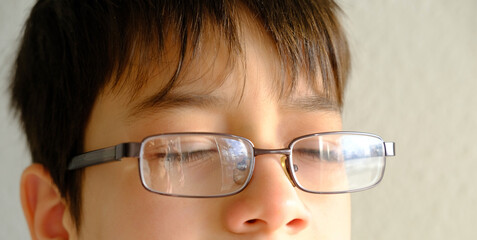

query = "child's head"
[10,0,380,239]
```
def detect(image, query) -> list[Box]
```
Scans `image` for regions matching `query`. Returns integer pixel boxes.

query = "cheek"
[79,159,224,239]
[299,192,351,239]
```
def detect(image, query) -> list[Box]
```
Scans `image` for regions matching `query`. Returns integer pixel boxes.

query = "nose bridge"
[253,148,295,187]
[223,146,310,234]
[253,148,291,156]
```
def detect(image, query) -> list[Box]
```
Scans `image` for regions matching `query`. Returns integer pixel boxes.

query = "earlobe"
[20,164,70,240]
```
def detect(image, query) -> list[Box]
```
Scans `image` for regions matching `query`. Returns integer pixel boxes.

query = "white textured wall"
[340,0,477,239]
[0,1,476,239]
[0,0,35,239]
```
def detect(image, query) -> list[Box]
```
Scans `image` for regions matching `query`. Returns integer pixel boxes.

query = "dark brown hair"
[10,0,350,227]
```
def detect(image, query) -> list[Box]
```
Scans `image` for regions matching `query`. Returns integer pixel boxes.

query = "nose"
[222,154,311,235]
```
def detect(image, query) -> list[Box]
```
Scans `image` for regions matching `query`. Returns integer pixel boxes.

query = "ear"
[20,164,70,240]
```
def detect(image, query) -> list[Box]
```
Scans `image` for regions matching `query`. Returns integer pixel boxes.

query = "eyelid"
[292,148,341,161]
[145,148,218,161]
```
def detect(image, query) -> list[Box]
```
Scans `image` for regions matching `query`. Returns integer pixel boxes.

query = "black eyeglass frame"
[68,131,395,197]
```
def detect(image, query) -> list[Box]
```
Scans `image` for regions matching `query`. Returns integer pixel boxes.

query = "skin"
[20,17,350,240]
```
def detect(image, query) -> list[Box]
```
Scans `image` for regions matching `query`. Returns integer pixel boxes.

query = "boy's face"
[74,22,350,239]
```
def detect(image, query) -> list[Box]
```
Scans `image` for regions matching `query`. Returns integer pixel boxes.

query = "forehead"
[100,15,338,121]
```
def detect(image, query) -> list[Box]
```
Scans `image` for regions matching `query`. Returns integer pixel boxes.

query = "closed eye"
[147,149,219,163]
[293,148,340,162]
[178,149,219,163]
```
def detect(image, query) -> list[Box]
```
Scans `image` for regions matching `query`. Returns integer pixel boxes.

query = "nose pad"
[280,156,296,187]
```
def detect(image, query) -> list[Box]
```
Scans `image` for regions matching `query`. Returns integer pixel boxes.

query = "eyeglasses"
[68,132,395,197]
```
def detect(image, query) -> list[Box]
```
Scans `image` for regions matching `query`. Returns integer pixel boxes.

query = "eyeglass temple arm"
[384,142,395,157]
[68,143,141,170]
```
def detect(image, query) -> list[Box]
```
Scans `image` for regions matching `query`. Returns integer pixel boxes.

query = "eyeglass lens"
[290,133,385,193]
[140,134,254,197]
[139,133,386,197]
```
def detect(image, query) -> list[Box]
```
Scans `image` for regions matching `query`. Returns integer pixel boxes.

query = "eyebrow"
[282,95,340,112]
[128,91,339,120]
[128,93,226,119]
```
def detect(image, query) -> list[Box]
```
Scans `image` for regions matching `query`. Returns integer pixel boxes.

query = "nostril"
[246,219,258,224]
[286,218,307,231]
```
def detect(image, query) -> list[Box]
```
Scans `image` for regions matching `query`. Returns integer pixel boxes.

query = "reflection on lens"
[140,134,253,197]
[290,133,385,193]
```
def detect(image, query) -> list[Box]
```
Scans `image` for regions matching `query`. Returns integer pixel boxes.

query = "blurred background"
[341,1,477,239]
[1,0,476,239]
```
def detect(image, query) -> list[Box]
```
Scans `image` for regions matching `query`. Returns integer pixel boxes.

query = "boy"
[10,0,394,239]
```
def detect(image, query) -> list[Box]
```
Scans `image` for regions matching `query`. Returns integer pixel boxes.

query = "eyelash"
[151,149,218,163]
[293,148,339,162]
